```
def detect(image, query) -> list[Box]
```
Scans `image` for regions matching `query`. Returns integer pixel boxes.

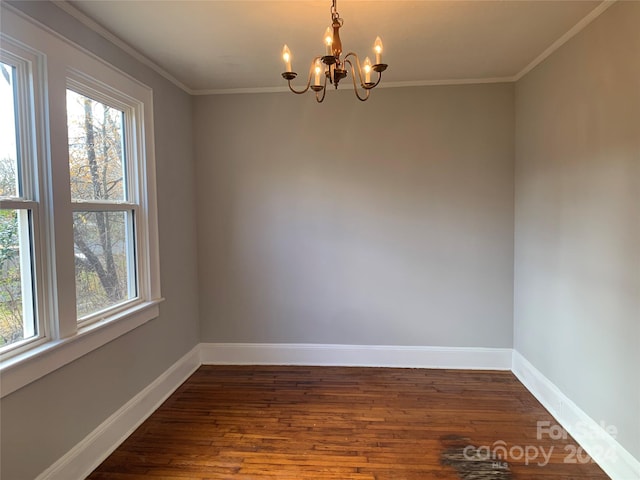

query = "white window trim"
[0,5,163,398]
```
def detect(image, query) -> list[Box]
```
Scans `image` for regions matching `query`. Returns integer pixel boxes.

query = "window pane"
[0,62,19,198]
[73,210,135,319]
[0,209,36,348]
[67,90,126,202]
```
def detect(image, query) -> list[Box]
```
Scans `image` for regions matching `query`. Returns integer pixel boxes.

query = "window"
[0,51,44,354]
[0,7,161,397]
[67,87,137,322]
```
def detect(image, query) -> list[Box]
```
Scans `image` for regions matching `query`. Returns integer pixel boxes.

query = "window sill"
[0,298,164,398]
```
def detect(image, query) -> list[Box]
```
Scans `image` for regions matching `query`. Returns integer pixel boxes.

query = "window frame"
[66,75,143,326]
[0,38,50,357]
[0,5,162,398]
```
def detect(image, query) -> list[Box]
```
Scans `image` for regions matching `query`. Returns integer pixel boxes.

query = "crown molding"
[379,77,515,88]
[51,1,195,95]
[514,0,616,81]
[192,85,292,96]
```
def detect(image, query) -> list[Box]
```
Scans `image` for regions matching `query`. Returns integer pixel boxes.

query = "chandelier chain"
[331,0,341,24]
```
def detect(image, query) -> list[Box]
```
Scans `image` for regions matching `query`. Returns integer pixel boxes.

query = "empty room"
[0,0,638,479]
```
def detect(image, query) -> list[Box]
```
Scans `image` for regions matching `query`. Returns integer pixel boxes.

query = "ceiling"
[64,0,606,94]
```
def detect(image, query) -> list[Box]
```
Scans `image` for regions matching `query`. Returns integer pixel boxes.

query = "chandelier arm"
[344,53,365,87]
[287,79,309,95]
[315,86,327,103]
[369,70,384,89]
[344,58,371,101]
[287,56,324,94]
[321,67,330,102]
[344,52,383,90]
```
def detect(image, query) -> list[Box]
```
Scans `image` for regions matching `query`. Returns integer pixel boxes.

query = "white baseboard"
[35,345,201,480]
[512,350,640,480]
[199,342,513,370]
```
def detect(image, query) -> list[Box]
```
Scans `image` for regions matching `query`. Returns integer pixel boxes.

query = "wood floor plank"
[87,366,610,479]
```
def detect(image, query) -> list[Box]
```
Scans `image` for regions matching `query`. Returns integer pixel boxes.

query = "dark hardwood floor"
[88,366,609,479]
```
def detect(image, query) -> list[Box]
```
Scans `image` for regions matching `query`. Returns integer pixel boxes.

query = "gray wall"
[514,1,640,459]
[0,3,200,479]
[195,84,515,347]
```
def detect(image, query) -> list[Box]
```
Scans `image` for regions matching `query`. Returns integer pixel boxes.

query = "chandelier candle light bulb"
[324,27,333,56]
[374,36,383,64]
[282,44,292,72]
[314,59,323,86]
[363,57,372,83]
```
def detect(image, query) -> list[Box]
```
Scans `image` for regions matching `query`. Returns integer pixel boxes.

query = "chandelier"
[281,0,388,102]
